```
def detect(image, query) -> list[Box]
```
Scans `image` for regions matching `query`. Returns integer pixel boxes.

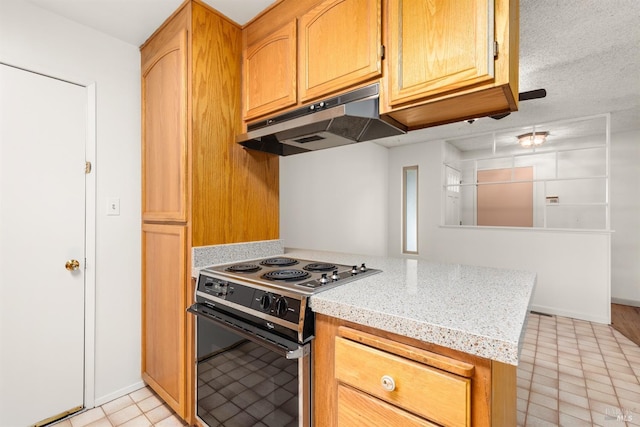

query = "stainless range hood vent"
[237,84,407,156]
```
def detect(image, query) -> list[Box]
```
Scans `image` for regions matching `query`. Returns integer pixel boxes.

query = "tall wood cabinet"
[140,0,279,421]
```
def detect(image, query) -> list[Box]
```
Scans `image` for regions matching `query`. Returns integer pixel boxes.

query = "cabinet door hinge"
[379,45,385,60]
[493,41,499,58]
[85,161,92,174]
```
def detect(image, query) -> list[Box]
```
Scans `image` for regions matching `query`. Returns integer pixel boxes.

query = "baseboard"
[528,304,610,325]
[611,297,640,308]
[93,380,146,407]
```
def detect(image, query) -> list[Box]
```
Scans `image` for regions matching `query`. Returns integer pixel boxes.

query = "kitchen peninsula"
[285,249,536,427]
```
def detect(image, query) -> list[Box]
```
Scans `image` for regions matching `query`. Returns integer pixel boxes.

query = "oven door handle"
[187,303,310,360]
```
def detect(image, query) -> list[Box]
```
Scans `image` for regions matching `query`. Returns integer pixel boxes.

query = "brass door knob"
[65,259,80,271]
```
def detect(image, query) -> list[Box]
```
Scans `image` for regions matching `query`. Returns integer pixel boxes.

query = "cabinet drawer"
[338,383,439,427]
[335,336,470,427]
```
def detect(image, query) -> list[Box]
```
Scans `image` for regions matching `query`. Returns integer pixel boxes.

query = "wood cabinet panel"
[387,0,492,106]
[142,28,188,222]
[338,384,439,427]
[141,223,187,415]
[335,336,471,426]
[243,21,297,120]
[191,1,279,245]
[298,0,382,102]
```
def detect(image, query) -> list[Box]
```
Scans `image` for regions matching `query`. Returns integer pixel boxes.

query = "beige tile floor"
[519,313,640,427]
[61,313,640,427]
[56,387,186,427]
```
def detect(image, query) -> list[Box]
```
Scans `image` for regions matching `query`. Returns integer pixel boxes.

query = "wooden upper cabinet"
[386,0,493,106]
[243,21,297,120]
[141,29,188,222]
[381,0,518,130]
[299,0,382,102]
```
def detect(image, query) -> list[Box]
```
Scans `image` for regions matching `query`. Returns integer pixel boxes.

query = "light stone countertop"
[191,239,284,278]
[286,249,536,366]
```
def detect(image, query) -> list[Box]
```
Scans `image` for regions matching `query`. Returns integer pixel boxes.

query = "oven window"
[197,333,299,427]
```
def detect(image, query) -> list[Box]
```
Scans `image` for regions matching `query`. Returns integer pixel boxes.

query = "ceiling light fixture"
[517,131,548,148]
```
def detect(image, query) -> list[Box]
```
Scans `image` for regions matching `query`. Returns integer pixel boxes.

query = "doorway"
[0,63,96,426]
[445,165,461,226]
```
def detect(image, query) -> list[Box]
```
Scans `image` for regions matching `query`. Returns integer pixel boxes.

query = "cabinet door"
[142,29,188,222]
[299,0,382,102]
[387,0,493,106]
[141,223,188,417]
[243,21,297,120]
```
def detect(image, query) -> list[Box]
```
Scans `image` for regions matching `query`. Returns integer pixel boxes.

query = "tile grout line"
[568,316,593,425]
[587,318,624,426]
[521,313,540,426]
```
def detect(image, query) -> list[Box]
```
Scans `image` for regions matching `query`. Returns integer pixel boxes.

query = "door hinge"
[85,161,92,174]
[379,45,385,60]
[493,41,499,58]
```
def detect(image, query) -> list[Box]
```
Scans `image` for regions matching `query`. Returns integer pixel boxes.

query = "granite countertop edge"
[310,299,522,365]
[286,249,535,366]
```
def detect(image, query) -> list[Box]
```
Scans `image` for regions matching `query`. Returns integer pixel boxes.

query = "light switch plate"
[107,198,120,216]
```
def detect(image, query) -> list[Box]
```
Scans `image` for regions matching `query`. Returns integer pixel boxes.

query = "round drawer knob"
[380,375,396,392]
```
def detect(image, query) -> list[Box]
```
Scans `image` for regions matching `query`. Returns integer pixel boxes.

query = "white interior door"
[0,64,86,426]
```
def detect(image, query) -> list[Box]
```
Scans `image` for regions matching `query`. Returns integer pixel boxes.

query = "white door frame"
[84,82,97,409]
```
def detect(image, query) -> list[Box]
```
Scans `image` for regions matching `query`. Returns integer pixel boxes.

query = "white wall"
[0,0,142,404]
[280,142,389,256]
[610,130,640,305]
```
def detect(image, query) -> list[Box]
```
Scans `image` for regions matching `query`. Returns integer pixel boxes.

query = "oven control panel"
[197,274,302,323]
[250,290,301,323]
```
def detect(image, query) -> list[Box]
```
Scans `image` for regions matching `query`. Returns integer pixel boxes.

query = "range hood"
[237,84,407,156]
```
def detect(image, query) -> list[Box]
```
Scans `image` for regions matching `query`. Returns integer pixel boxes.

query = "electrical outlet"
[107,198,120,216]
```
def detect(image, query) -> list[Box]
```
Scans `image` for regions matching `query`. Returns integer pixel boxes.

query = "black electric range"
[192,255,381,343]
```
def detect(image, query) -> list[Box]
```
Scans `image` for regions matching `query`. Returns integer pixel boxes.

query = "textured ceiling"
[22,0,640,149]
[376,0,640,148]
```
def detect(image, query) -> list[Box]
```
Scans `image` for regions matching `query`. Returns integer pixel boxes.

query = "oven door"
[188,302,311,427]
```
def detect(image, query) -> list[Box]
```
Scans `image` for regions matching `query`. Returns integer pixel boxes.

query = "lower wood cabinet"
[141,223,189,417]
[313,314,517,427]
[335,334,471,426]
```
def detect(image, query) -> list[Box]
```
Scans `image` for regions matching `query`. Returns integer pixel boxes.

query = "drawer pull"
[381,375,396,391]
